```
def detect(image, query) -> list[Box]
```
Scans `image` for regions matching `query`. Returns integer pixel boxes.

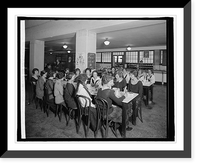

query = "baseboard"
[155,82,167,86]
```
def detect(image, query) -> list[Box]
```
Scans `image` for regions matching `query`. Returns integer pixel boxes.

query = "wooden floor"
[25,84,167,139]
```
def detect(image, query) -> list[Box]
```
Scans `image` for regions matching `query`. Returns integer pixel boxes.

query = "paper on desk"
[122,93,138,103]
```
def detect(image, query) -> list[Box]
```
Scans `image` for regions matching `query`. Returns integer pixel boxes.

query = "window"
[102,52,111,62]
[160,50,163,64]
[139,51,144,62]
[139,50,154,63]
[118,56,123,63]
[160,50,166,65]
[126,51,138,63]
[113,52,124,56]
[96,52,101,62]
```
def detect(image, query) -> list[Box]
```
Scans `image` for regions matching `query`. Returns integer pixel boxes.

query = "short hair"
[92,70,98,76]
[56,71,65,79]
[47,70,56,78]
[129,70,138,77]
[85,67,91,73]
[75,68,81,74]
[116,70,123,78]
[102,74,113,85]
[40,70,46,77]
[76,73,88,84]
[66,72,75,80]
[148,69,154,74]
[32,68,39,74]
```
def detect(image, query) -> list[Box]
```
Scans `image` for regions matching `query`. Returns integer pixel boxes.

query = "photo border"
[2,2,191,158]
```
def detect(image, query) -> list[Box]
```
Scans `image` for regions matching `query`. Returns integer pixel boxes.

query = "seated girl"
[45,71,56,104]
[84,67,92,85]
[64,72,77,110]
[75,73,97,131]
[90,70,101,88]
[96,74,132,130]
[113,70,127,91]
[54,72,67,107]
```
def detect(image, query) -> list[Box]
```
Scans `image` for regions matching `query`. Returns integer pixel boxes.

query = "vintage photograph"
[21,18,174,140]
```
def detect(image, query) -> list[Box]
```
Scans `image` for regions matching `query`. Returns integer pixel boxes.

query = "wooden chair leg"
[46,105,49,117]
[138,106,143,123]
[59,105,62,122]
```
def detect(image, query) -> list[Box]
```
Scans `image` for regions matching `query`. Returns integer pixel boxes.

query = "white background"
[8,8,184,152]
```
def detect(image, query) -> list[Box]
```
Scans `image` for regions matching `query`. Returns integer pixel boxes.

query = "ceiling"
[25,20,166,53]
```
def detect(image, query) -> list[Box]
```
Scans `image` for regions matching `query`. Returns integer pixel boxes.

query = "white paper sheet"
[122,93,138,103]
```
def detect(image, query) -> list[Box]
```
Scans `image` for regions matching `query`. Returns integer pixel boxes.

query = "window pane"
[96,53,101,62]
[118,56,122,63]
[102,52,111,62]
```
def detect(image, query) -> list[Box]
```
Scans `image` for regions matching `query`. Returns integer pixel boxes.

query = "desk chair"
[75,95,92,138]
[94,97,118,138]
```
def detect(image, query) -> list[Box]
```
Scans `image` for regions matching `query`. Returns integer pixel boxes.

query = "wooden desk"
[121,92,138,138]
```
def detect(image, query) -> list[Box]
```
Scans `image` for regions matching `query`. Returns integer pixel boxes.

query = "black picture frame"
[2,2,191,158]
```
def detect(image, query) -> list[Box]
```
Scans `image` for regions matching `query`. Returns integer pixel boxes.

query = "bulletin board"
[87,53,96,69]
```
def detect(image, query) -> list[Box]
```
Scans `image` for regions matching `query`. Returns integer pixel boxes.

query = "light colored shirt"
[90,76,101,87]
[54,79,64,104]
[147,74,155,84]
[76,84,96,108]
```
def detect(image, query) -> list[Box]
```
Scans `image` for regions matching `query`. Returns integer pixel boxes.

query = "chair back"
[75,95,92,115]
[94,97,109,137]
[75,95,92,137]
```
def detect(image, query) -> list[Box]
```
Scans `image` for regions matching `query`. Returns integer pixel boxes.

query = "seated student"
[75,73,97,131]
[54,72,66,107]
[75,68,81,78]
[96,74,132,130]
[64,72,77,110]
[113,70,127,91]
[147,69,156,105]
[90,70,101,88]
[122,68,130,85]
[85,67,92,84]
[36,70,47,100]
[128,70,143,125]
[111,67,116,77]
[45,71,56,104]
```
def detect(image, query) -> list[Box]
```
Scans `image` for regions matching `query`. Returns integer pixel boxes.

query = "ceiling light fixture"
[67,50,71,53]
[104,38,110,45]
[127,46,132,51]
[63,44,68,49]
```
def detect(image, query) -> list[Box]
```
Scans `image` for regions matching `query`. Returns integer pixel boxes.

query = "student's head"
[102,74,114,87]
[32,68,39,75]
[111,67,115,73]
[56,71,65,80]
[40,70,47,78]
[138,69,142,75]
[75,68,81,76]
[66,72,75,81]
[115,70,123,81]
[129,70,138,81]
[47,71,56,79]
[148,69,153,75]
[76,73,88,85]
[92,70,98,78]
[85,68,91,76]
[46,64,51,69]
[143,70,147,76]
[123,68,127,73]
[65,68,69,73]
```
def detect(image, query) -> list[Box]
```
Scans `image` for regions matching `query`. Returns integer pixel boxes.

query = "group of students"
[28,65,156,134]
